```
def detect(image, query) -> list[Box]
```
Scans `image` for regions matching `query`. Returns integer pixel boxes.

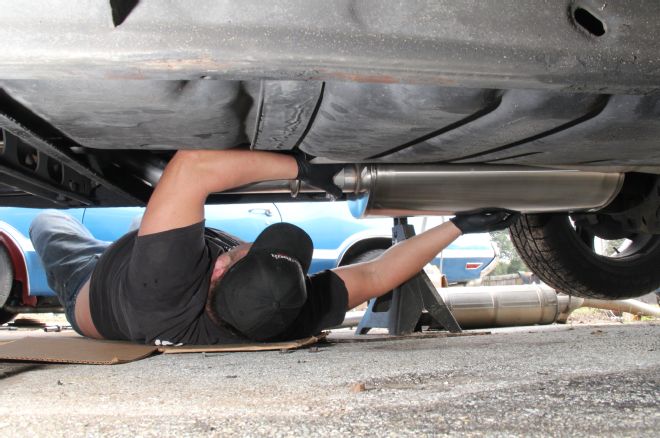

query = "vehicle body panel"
[0,0,656,94]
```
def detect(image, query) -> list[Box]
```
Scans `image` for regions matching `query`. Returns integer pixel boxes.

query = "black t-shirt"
[89,221,348,345]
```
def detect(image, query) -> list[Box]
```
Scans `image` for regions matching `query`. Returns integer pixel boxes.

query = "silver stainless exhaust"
[224,164,623,216]
[436,284,562,329]
[338,286,660,330]
[339,284,564,330]
[347,165,623,217]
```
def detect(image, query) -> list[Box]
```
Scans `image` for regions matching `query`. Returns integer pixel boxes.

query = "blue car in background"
[0,202,497,323]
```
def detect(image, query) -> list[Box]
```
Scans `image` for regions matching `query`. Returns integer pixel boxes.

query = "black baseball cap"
[213,223,313,340]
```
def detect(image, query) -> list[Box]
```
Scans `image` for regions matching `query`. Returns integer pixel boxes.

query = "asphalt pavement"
[0,322,658,437]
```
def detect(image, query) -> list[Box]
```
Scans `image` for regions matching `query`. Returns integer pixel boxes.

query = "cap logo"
[271,253,297,264]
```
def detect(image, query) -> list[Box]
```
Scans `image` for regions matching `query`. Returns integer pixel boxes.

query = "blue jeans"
[29,210,111,334]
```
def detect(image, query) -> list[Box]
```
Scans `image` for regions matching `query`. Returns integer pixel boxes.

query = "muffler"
[347,165,623,217]
[338,285,565,330]
[338,285,660,330]
[225,164,623,216]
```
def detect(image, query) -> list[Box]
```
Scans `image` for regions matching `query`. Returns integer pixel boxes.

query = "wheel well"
[339,237,391,266]
[580,172,660,237]
[0,233,31,304]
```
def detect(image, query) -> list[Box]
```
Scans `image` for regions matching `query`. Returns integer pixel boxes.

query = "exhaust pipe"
[224,164,623,216]
[339,286,660,330]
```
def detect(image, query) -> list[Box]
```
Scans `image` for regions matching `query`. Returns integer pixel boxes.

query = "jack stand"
[355,217,462,335]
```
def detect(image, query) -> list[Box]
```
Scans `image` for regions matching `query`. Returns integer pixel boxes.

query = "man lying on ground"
[30,149,515,345]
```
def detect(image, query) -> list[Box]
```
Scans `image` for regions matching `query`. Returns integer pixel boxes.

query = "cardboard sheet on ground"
[0,334,324,365]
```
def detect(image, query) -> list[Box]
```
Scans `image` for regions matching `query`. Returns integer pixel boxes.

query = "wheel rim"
[572,218,660,262]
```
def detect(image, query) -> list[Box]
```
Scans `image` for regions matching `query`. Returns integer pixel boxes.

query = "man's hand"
[450,209,519,234]
[293,151,344,200]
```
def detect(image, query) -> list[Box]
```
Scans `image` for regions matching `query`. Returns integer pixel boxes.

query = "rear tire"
[0,245,17,324]
[510,213,660,299]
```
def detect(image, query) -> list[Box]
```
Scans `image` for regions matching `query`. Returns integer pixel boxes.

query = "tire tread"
[510,214,660,299]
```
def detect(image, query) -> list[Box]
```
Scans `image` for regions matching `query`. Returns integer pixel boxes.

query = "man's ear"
[211,253,231,283]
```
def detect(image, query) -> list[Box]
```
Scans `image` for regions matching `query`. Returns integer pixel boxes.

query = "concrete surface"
[0,322,658,437]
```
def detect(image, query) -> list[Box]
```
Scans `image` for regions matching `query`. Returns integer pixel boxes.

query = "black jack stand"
[355,218,462,335]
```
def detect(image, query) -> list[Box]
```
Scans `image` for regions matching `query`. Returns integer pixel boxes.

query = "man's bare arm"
[139,149,297,236]
[333,221,462,309]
